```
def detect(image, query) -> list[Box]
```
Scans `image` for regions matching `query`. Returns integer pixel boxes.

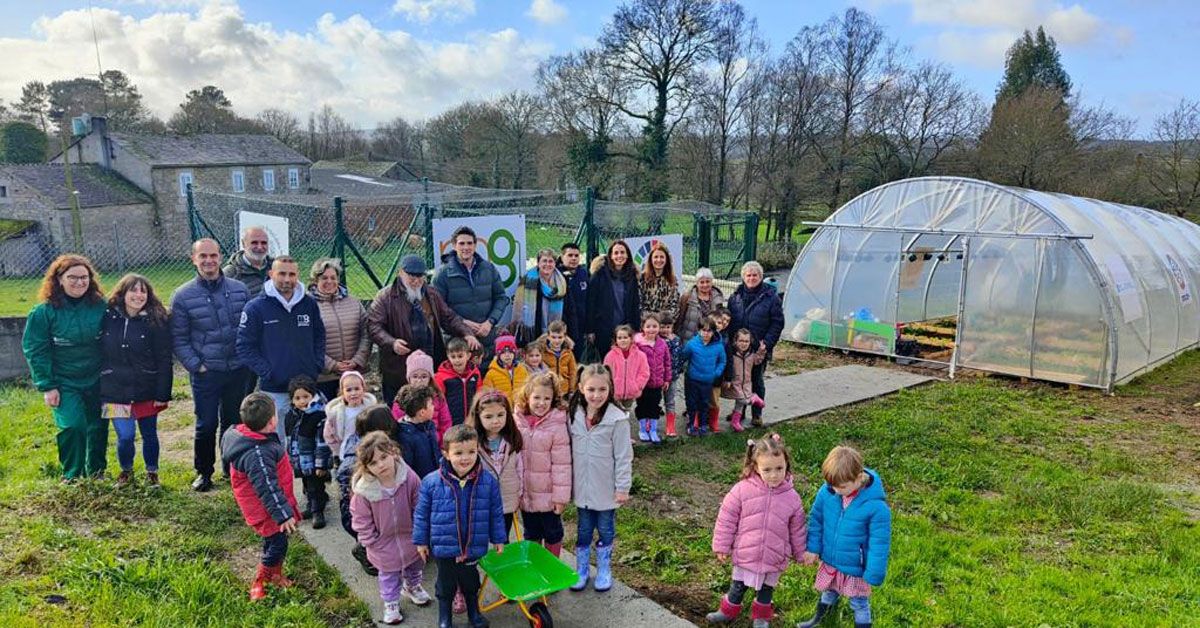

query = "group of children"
[222,317,892,628]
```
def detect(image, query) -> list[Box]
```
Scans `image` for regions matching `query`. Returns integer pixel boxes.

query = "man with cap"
[367,255,480,406]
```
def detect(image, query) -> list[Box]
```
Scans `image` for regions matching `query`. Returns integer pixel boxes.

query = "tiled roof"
[0,164,151,209]
[110,133,310,167]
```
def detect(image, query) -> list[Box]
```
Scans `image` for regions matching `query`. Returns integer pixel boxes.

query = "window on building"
[288,167,300,189]
[0,185,7,198]
[178,172,193,197]
[232,169,245,193]
[263,169,275,191]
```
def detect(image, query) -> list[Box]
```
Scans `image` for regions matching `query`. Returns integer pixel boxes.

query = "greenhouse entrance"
[784,177,1200,391]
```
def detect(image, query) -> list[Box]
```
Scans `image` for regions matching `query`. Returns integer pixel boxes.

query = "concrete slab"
[759,365,937,425]
[295,486,697,627]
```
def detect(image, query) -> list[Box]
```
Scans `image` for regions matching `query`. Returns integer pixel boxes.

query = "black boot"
[438,596,455,628]
[312,510,326,529]
[351,543,378,576]
[796,601,834,628]
[464,590,489,628]
[855,623,872,628]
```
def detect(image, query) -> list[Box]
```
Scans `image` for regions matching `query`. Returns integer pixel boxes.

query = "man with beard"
[368,255,480,406]
[223,226,274,298]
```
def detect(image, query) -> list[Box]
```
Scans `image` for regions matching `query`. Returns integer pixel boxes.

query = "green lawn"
[612,352,1200,625]
[0,379,371,627]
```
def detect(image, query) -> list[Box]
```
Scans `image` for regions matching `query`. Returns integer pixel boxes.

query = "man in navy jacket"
[237,256,325,440]
[557,242,589,361]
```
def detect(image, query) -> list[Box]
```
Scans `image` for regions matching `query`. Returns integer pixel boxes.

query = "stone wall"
[0,317,29,382]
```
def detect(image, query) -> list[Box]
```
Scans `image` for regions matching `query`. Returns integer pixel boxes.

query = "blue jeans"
[190,367,249,477]
[820,590,871,624]
[263,390,292,442]
[112,415,160,472]
[576,507,616,548]
[262,532,288,567]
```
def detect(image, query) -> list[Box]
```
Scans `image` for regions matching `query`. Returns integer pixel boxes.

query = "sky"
[0,0,1196,136]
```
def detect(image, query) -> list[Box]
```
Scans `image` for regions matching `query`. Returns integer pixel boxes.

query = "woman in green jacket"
[22,254,109,481]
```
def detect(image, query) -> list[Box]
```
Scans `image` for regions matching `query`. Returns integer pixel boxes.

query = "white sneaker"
[401,583,432,606]
[383,600,404,624]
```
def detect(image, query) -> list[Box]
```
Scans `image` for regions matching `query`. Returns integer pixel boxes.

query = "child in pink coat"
[721,329,767,432]
[513,371,572,557]
[349,432,429,625]
[634,313,672,443]
[707,432,810,628]
[603,325,649,415]
[391,350,452,445]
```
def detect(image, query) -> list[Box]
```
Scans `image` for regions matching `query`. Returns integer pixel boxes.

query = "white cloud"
[526,0,567,25]
[391,0,475,24]
[879,0,1130,69]
[0,1,550,126]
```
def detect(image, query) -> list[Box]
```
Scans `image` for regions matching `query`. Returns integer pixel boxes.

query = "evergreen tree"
[996,26,1072,102]
[0,122,49,163]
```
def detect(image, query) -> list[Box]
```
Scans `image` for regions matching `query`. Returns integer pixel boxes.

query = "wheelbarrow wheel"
[527,602,553,628]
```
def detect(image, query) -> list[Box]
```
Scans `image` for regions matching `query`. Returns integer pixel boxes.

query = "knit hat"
[406,350,434,377]
[494,334,518,356]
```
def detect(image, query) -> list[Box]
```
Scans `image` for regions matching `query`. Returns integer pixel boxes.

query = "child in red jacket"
[222,392,301,601]
[434,337,481,427]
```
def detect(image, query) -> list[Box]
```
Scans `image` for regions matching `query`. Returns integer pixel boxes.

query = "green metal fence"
[187,180,758,300]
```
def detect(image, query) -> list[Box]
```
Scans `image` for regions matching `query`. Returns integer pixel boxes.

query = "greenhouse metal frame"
[783,176,1200,391]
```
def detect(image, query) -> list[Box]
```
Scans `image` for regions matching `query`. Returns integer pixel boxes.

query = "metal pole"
[186,183,198,241]
[950,238,970,379]
[1028,238,1046,378]
[744,212,759,263]
[800,222,1093,241]
[333,196,346,287]
[697,215,712,269]
[584,187,598,263]
[112,221,125,273]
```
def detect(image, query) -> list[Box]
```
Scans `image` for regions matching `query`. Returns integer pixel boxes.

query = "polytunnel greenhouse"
[783,176,1200,391]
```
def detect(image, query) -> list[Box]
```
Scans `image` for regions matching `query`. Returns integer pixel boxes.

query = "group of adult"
[23,223,785,486]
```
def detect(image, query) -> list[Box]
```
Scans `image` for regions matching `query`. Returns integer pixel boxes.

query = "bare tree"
[256,108,303,151]
[813,8,898,209]
[307,104,366,160]
[598,0,721,201]
[1143,99,1200,216]
[491,91,544,189]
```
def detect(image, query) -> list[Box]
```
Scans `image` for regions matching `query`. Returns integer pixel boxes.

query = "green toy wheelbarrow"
[478,519,577,627]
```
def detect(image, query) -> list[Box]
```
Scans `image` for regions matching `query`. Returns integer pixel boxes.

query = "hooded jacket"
[236,282,325,393]
[537,333,577,398]
[284,393,332,475]
[569,404,634,511]
[23,296,106,392]
[413,458,507,560]
[479,438,523,515]
[712,473,807,575]
[434,360,481,425]
[350,459,423,572]
[723,343,767,400]
[634,332,672,389]
[222,250,272,297]
[728,283,785,359]
[680,333,727,384]
[432,252,509,326]
[392,416,443,479]
[482,358,529,398]
[99,306,173,404]
[222,424,300,537]
[604,345,650,401]
[310,285,372,383]
[169,273,249,374]
[322,393,379,459]
[806,469,893,586]
[392,393,453,446]
[515,408,572,513]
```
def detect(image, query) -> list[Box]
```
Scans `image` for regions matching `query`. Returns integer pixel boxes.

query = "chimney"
[91,116,112,170]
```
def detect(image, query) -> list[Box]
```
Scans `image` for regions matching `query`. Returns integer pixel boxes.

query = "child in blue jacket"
[797,445,892,628]
[413,423,506,628]
[678,317,727,436]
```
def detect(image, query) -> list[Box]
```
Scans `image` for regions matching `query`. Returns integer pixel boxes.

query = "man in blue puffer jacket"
[799,448,892,628]
[237,256,325,442]
[171,238,252,492]
[413,424,506,628]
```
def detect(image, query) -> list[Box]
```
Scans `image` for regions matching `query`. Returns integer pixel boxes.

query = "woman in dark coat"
[726,261,785,427]
[586,240,641,356]
[22,255,108,482]
[99,273,173,486]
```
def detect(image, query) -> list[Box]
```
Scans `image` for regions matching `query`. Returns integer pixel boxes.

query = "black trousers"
[728,580,774,605]
[435,557,482,602]
[301,474,329,512]
[262,532,288,567]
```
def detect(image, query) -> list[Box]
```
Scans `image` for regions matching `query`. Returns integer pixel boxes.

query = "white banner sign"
[1104,254,1142,323]
[1162,253,1192,305]
[432,215,527,325]
[236,210,290,255]
[624,234,685,289]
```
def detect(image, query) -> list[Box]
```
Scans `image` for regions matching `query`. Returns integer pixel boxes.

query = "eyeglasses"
[62,275,90,284]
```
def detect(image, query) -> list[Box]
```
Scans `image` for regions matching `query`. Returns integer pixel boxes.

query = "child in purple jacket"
[707,433,810,628]
[350,432,429,624]
[634,312,672,443]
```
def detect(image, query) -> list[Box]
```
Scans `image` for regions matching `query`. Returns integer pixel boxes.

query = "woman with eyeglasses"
[309,258,372,400]
[22,254,109,482]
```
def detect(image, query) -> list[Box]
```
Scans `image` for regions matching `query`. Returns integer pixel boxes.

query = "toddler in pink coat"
[350,432,429,625]
[707,432,810,628]
[391,350,452,445]
[603,325,649,415]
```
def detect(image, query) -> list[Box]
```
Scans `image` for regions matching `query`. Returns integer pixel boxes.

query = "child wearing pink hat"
[391,350,452,445]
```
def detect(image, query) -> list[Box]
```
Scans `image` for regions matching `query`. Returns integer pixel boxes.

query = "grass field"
[0,377,371,627]
[611,346,1200,625]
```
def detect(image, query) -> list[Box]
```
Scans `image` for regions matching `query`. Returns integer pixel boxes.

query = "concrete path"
[758,365,937,425]
[294,491,697,627]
